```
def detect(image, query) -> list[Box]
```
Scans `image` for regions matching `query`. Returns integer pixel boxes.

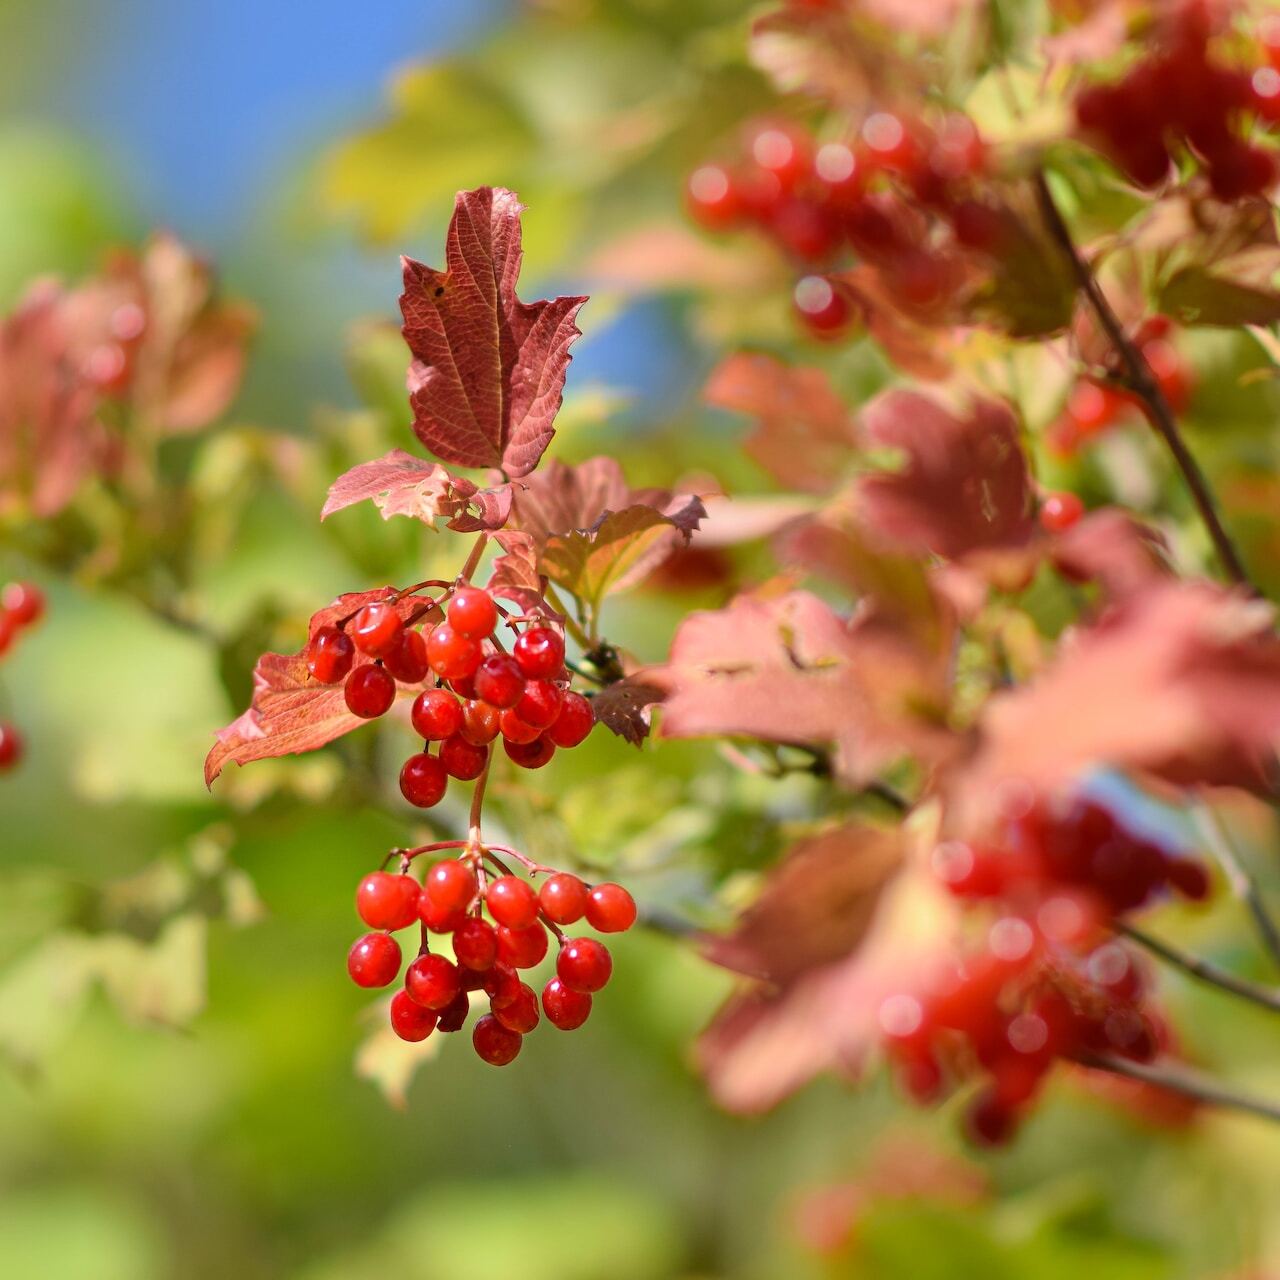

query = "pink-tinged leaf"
[694,494,815,548]
[589,675,666,746]
[321,448,512,531]
[704,354,858,494]
[487,529,556,619]
[857,390,1035,573]
[1050,508,1173,602]
[205,589,439,786]
[508,456,631,542]
[399,186,586,477]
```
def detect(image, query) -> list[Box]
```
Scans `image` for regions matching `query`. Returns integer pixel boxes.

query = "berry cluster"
[1074,4,1279,200]
[347,855,637,1063]
[305,584,595,809]
[685,113,999,337]
[0,581,45,773]
[880,793,1210,1144]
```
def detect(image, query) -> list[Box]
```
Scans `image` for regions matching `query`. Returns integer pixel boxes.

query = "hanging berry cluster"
[880,793,1211,1144]
[685,112,998,337]
[1075,2,1280,200]
[0,580,45,773]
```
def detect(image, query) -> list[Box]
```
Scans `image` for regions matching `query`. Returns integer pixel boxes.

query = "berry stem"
[482,843,557,876]
[456,532,490,586]
[1117,922,1280,1014]
[400,839,473,864]
[468,747,493,846]
[1033,170,1255,594]
[1076,1053,1280,1126]
[542,582,593,651]
[1193,804,1280,972]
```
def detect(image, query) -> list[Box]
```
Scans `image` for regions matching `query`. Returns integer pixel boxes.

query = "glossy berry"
[390,989,437,1042]
[475,653,525,708]
[484,963,522,1011]
[1,581,44,627]
[405,952,462,1010]
[497,922,549,969]
[344,664,396,718]
[400,752,448,808]
[417,892,467,935]
[965,1088,1016,1146]
[493,982,540,1034]
[383,628,430,684]
[440,735,489,781]
[514,679,563,730]
[861,111,919,172]
[347,932,402,988]
[793,275,850,335]
[539,873,589,925]
[424,859,478,914]
[453,916,498,970]
[426,623,483,681]
[748,123,811,190]
[411,688,464,741]
[436,991,471,1033]
[0,723,23,771]
[448,585,498,639]
[542,977,593,1030]
[460,699,501,745]
[472,1013,522,1065]
[504,736,555,769]
[1039,492,1084,534]
[499,708,541,745]
[585,883,637,933]
[512,626,565,679]
[557,937,613,993]
[547,691,594,748]
[356,872,420,931]
[486,876,540,929]
[306,626,355,684]
[686,164,743,231]
[350,601,404,659]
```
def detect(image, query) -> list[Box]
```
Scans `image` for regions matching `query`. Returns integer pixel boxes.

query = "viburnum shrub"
[0,581,45,772]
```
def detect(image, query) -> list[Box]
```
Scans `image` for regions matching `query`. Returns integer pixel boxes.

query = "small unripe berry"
[347,932,402,988]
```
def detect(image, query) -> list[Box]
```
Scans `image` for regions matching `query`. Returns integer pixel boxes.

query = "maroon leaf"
[589,675,666,746]
[400,186,586,477]
[487,529,556,618]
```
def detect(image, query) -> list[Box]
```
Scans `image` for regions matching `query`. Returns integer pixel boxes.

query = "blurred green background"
[4,1,1280,1277]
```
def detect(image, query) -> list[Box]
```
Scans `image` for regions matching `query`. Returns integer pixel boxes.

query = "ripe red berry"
[0,722,23,771]
[512,626,565,679]
[436,991,471,1033]
[814,141,863,206]
[416,891,467,934]
[400,752,448,808]
[350,601,404,659]
[1039,491,1084,534]
[306,625,355,684]
[1167,858,1210,901]
[497,921,549,969]
[472,1013,522,1065]
[383,627,430,684]
[440,735,489,780]
[453,916,498,970]
[1066,380,1124,435]
[499,708,541,745]
[1,581,44,627]
[355,871,420,931]
[768,199,842,263]
[585,883,637,933]
[426,623,483,681]
[344,664,396,718]
[486,876,540,929]
[504,736,556,769]
[449,673,477,699]
[424,859,478,914]
[557,937,613,993]
[861,111,920,172]
[686,164,744,232]
[514,679,563,730]
[448,585,498,639]
[965,1088,1017,1146]
[460,699,501,745]
[748,123,811,190]
[542,977,593,1030]
[793,275,851,335]
[475,653,525,708]
[405,952,462,1009]
[411,688,464,740]
[493,982,540,1034]
[483,962,521,1010]
[0,613,12,656]
[390,988,438,1041]
[539,873,589,925]
[347,932,402,988]
[547,691,594,749]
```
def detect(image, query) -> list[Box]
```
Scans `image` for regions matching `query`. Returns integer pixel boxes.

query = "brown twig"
[1193,804,1280,972]
[1117,922,1280,1014]
[1076,1053,1280,1124]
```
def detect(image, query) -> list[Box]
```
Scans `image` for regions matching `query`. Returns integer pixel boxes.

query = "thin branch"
[468,748,493,846]
[1033,170,1254,592]
[1076,1053,1280,1125]
[1194,804,1280,972]
[1117,922,1280,1014]
[456,532,490,586]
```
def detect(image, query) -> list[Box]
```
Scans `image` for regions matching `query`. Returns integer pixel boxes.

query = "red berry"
[493,982,540,1034]
[350,601,403,659]
[390,989,437,1041]
[0,723,23,771]
[435,991,470,1033]
[472,1013,522,1065]
[1039,491,1084,534]
[499,708,541,745]
[383,627,430,684]
[861,112,920,172]
[1066,380,1124,435]
[1,581,44,627]
[426,623,483,681]
[483,962,521,1010]
[557,937,612,993]
[475,653,525,708]
[547,691,594,748]
[813,141,863,206]
[405,952,462,1010]
[512,626,565,679]
[1167,858,1210,901]
[486,876,540,929]
[515,679,563,730]
[748,123,811,190]
[686,164,744,232]
[453,916,498,970]
[542,977,593,1030]
[585,883,637,933]
[424,859,478,914]
[460,699,501,746]
[0,613,12,656]
[1143,339,1191,411]
[504,736,555,769]
[891,251,945,309]
[769,199,841,263]
[1264,15,1280,71]
[355,871,420,931]
[449,673,477,700]
[965,1088,1017,1146]
[344,664,396,718]
[399,752,448,808]
[448,585,498,639]
[497,921,549,969]
[306,625,355,684]
[411,688,464,741]
[440,735,489,780]
[417,892,467,934]
[793,275,850,335]
[347,932,402,988]
[539,873,589,925]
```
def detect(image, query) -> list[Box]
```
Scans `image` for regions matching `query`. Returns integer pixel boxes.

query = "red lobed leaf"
[400,186,586,478]
[588,675,666,746]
